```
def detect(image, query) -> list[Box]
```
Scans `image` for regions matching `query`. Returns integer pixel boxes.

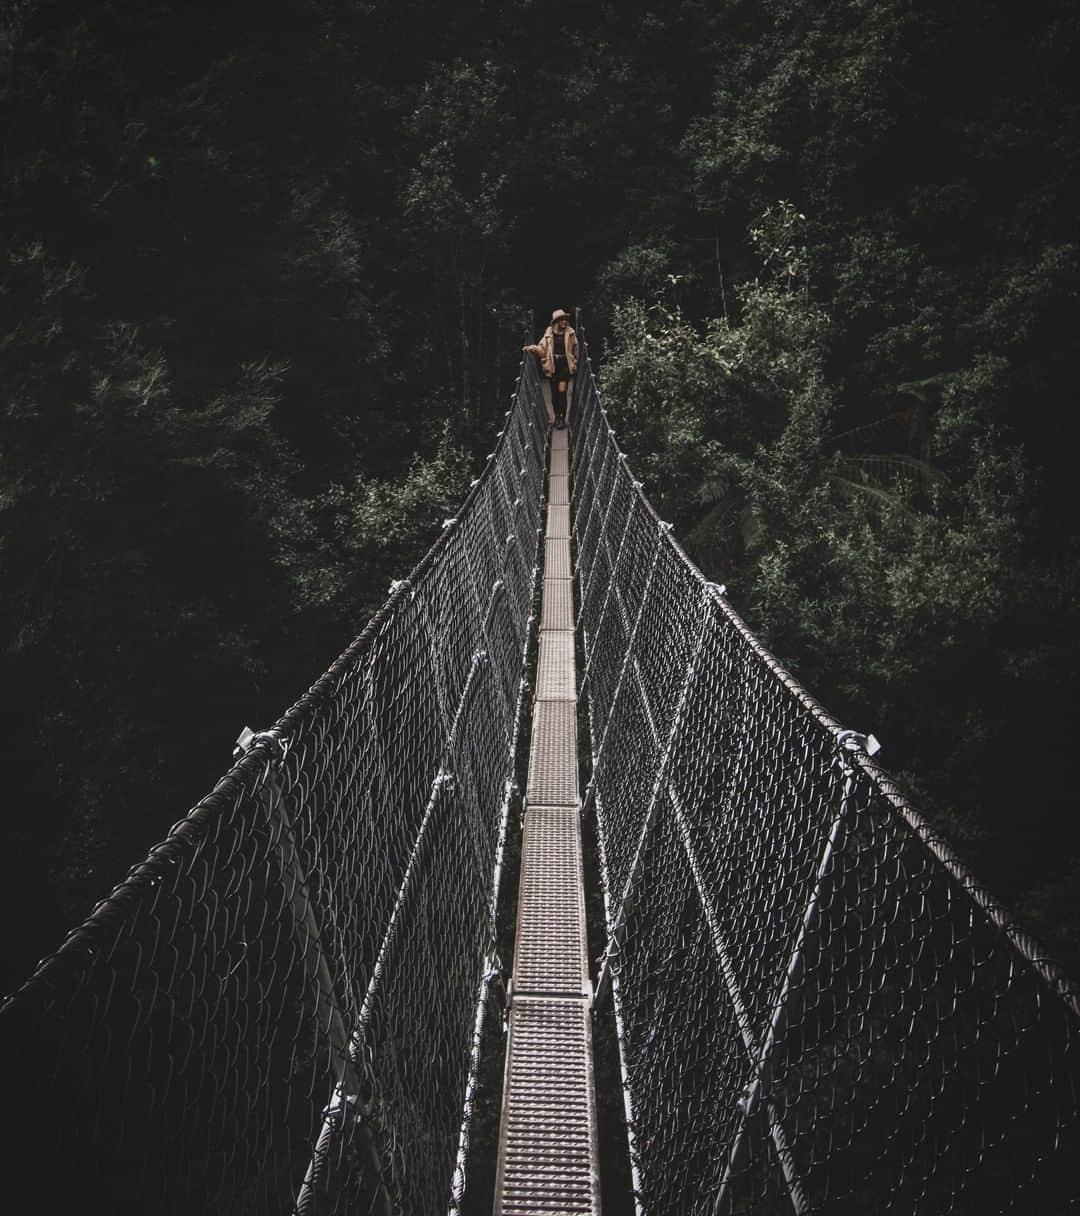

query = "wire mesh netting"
[6,335,1079,1215]
[570,350,1080,1215]
[0,358,551,1215]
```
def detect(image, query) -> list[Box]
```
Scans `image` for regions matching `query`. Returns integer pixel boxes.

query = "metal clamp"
[837,729,881,757]
[233,726,286,761]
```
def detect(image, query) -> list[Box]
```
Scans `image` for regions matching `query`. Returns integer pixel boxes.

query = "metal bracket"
[837,729,882,774]
[593,933,622,1014]
[503,977,515,1026]
[233,725,285,762]
[578,779,597,824]
[837,729,881,755]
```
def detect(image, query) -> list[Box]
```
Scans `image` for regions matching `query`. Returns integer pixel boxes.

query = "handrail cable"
[0,353,549,1215]
[570,338,1080,1214]
[0,337,1078,1215]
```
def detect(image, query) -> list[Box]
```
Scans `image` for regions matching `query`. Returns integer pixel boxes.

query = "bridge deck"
[493,426,601,1214]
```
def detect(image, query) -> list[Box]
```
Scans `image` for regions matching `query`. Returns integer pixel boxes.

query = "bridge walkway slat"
[492,425,602,1215]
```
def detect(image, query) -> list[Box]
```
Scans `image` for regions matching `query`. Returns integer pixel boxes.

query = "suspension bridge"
[2,343,1078,1214]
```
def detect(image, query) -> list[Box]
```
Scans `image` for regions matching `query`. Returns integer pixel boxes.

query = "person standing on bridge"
[524,309,579,429]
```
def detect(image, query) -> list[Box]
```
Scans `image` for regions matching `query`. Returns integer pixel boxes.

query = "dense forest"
[2,0,1077,1007]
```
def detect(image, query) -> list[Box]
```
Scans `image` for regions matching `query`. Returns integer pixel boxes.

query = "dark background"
[2,0,1077,1017]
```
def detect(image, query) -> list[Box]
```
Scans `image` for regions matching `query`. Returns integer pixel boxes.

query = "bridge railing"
[0,358,550,1215]
[571,348,1080,1214]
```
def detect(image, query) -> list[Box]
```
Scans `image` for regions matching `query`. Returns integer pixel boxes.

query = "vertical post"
[593,590,710,1008]
[234,730,394,1216]
[710,730,879,1216]
[666,784,811,1216]
[587,520,667,762]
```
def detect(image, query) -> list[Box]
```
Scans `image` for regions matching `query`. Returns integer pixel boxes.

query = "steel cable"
[0,357,550,1215]
[572,347,1080,1215]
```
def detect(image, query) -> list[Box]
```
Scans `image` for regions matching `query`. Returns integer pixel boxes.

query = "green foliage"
[0,5,1075,1209]
[276,426,473,621]
[602,175,1080,968]
[0,0,522,989]
[0,253,299,970]
[595,241,678,303]
[2,0,1078,1016]
[585,0,1080,979]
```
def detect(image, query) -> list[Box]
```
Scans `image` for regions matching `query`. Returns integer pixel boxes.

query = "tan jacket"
[527,325,579,378]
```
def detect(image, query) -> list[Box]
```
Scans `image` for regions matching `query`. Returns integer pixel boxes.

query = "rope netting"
[0,358,550,1214]
[571,350,1080,1214]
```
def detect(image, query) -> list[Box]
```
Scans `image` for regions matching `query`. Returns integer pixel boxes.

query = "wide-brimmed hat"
[550,308,571,323]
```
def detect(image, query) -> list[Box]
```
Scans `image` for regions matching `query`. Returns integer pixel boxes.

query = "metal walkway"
[493,426,602,1214]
